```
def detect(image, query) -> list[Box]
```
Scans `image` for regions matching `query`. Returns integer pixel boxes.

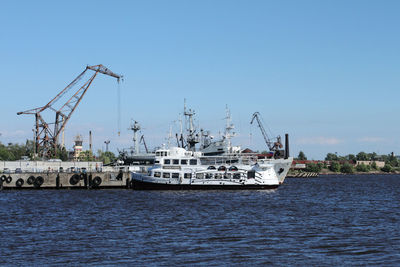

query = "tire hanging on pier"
[34,176,44,188]
[6,176,12,184]
[92,176,102,188]
[27,176,35,185]
[69,174,80,185]
[0,175,6,182]
[16,178,24,188]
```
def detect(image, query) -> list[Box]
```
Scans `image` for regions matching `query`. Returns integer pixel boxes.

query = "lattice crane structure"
[17,64,123,159]
[250,112,283,154]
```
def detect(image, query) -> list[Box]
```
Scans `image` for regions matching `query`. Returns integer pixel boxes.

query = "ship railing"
[200,153,260,166]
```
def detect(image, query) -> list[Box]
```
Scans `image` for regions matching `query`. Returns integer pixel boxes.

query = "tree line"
[296,151,399,173]
[0,141,116,164]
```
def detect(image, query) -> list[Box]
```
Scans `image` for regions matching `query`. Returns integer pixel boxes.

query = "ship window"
[228,166,238,171]
[154,172,161,178]
[155,160,160,164]
[163,172,170,178]
[172,173,179,178]
[173,159,179,165]
[205,173,212,179]
[218,166,226,171]
[164,159,170,165]
[247,171,255,179]
[181,159,188,165]
[184,173,192,178]
[156,152,160,156]
[196,173,204,179]
[190,159,197,165]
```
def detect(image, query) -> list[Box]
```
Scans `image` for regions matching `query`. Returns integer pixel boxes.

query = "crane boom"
[17,64,123,159]
[140,135,149,153]
[87,64,123,81]
[250,112,274,151]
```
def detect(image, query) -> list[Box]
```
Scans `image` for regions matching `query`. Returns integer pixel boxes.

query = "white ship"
[131,147,292,190]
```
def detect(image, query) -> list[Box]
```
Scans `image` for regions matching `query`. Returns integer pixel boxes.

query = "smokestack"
[285,133,289,159]
[89,131,92,154]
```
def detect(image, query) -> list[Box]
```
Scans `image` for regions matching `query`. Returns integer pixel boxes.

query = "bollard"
[56,174,60,189]
[88,174,92,189]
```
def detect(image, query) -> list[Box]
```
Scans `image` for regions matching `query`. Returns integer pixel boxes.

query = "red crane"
[17,64,123,158]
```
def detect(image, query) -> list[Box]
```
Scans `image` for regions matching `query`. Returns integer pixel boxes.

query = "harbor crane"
[140,135,149,154]
[250,112,283,154]
[17,64,123,158]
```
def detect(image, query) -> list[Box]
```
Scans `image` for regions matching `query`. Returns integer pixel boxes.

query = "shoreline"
[288,171,400,177]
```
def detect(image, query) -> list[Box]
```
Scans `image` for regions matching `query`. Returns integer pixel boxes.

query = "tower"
[73,134,83,160]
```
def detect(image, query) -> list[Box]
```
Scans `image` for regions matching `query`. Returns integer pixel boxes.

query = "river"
[0,174,399,265]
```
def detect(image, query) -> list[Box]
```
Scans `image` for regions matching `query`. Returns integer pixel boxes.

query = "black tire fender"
[6,176,12,184]
[34,176,44,188]
[92,176,102,187]
[16,178,24,188]
[69,174,80,185]
[27,176,35,185]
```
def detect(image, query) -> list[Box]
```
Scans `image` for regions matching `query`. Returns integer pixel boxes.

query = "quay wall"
[0,171,131,190]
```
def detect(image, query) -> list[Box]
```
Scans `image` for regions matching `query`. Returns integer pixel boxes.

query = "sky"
[0,0,399,159]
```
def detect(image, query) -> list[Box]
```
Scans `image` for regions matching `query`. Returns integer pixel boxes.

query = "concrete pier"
[0,171,131,190]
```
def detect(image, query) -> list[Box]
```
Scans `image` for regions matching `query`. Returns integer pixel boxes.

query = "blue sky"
[0,0,399,159]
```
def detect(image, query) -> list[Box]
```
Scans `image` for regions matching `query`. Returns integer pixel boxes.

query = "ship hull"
[132,179,279,190]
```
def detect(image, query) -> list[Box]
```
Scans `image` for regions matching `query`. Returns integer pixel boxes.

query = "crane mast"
[250,112,282,154]
[17,64,123,159]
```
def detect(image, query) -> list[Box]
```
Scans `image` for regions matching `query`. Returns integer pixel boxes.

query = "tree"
[0,142,28,161]
[329,161,340,172]
[369,152,378,161]
[347,154,356,162]
[78,150,96,162]
[97,150,116,165]
[356,163,370,172]
[325,153,339,161]
[386,153,399,167]
[356,152,369,161]
[55,145,68,161]
[317,162,324,170]
[297,151,307,160]
[305,163,321,173]
[341,162,354,173]
[381,163,393,173]
[371,161,378,170]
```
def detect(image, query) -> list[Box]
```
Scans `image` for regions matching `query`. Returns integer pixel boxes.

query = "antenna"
[128,120,141,154]
[104,140,110,152]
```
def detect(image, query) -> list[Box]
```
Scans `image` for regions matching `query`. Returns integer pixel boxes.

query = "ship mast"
[183,100,199,151]
[223,106,236,153]
[129,120,141,155]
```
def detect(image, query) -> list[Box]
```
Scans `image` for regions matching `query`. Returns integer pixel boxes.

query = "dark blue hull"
[132,179,279,190]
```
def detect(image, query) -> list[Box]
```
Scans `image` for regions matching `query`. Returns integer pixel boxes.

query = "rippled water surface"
[1,174,400,266]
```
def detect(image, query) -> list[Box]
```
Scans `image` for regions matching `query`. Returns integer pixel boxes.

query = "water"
[1,174,399,266]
